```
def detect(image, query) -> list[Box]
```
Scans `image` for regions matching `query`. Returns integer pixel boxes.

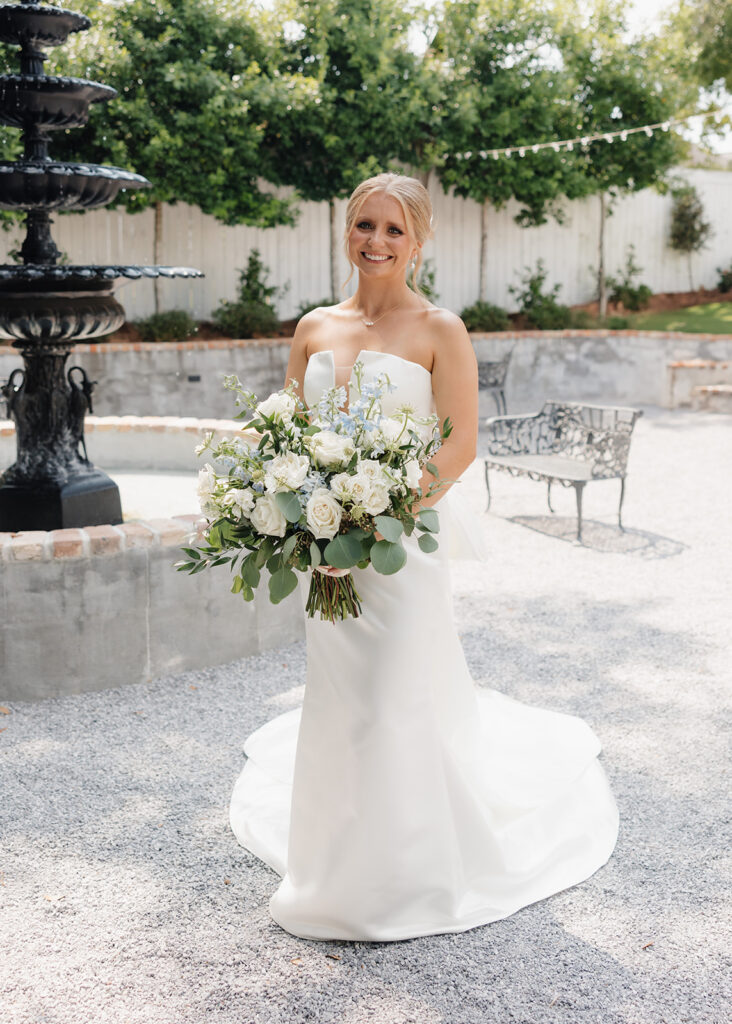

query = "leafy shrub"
[296,298,335,320]
[409,258,439,303]
[460,300,509,332]
[716,263,732,292]
[605,246,653,311]
[213,249,281,338]
[606,315,629,329]
[569,309,595,328]
[508,260,572,329]
[135,309,198,343]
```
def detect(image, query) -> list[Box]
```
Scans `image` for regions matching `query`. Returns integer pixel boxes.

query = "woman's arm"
[416,311,478,510]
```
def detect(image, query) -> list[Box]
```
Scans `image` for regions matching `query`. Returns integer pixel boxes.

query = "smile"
[362,253,392,262]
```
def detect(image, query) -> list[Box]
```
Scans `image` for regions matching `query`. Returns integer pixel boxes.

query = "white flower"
[263,451,310,493]
[404,459,422,489]
[221,487,255,517]
[356,459,388,483]
[197,464,217,503]
[328,472,352,501]
[361,484,390,516]
[256,391,297,424]
[305,488,343,540]
[250,493,288,537]
[379,415,410,445]
[307,430,356,470]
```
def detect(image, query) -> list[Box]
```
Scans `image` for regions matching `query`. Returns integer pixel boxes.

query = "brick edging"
[0,514,207,562]
[2,328,732,356]
[0,414,240,438]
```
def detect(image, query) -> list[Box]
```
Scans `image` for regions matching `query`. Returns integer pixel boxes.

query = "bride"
[229,172,619,942]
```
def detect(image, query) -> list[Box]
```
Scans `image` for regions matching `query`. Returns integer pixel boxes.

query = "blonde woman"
[230,173,618,942]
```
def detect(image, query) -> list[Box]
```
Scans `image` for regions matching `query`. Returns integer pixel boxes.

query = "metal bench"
[484,401,643,541]
[477,347,513,415]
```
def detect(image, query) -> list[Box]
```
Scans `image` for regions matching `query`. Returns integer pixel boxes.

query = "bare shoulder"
[292,302,346,354]
[424,305,475,365]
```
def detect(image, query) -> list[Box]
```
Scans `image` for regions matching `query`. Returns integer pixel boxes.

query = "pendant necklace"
[359,303,402,328]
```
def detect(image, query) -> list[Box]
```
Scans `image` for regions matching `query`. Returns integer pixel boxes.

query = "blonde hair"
[342,173,434,296]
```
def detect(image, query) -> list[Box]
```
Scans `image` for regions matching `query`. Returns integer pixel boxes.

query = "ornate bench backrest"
[477,347,513,390]
[542,402,642,478]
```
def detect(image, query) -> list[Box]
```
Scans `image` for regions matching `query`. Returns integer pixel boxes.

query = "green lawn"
[628,302,732,334]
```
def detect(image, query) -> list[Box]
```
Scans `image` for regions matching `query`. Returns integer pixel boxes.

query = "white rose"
[306,488,343,540]
[404,459,422,489]
[196,468,216,503]
[221,487,255,517]
[256,391,297,424]
[361,484,390,516]
[380,415,410,445]
[249,493,288,537]
[264,451,309,493]
[329,472,352,501]
[356,459,388,483]
[307,430,356,470]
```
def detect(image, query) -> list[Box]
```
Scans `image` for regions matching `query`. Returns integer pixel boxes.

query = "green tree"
[669,182,713,289]
[431,0,592,302]
[558,1,686,315]
[264,0,440,300]
[0,1,312,305]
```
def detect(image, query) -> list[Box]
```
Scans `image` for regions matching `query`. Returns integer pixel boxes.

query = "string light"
[451,108,725,161]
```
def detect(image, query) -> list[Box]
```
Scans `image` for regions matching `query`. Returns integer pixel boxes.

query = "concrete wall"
[4,333,732,425]
[0,517,304,701]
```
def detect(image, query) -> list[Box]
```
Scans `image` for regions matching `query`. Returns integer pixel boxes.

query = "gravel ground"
[1,406,730,1024]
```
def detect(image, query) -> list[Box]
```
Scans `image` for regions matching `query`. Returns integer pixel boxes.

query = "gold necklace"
[358,302,402,328]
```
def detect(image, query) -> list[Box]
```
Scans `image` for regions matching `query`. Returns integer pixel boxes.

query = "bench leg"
[618,477,626,531]
[491,391,503,416]
[499,389,507,415]
[573,482,585,543]
[547,481,555,514]
[484,462,492,511]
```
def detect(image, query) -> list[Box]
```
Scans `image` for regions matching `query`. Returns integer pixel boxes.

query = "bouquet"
[177,361,452,622]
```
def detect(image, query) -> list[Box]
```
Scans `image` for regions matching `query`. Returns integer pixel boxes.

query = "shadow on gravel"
[508,515,688,558]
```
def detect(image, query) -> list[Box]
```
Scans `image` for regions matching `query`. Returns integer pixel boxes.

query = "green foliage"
[605,246,653,311]
[134,309,198,343]
[669,185,713,255]
[41,0,303,226]
[606,315,630,329]
[435,0,591,225]
[509,260,572,329]
[459,301,509,332]
[296,298,335,320]
[716,263,732,292]
[264,0,441,201]
[213,249,280,338]
[409,259,439,303]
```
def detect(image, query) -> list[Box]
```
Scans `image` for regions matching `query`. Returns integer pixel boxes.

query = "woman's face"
[347,192,420,281]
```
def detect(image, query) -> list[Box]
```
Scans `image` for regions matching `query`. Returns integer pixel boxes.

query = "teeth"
[363,253,391,262]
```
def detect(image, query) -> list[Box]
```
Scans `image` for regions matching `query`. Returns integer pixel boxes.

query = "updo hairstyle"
[342,173,434,295]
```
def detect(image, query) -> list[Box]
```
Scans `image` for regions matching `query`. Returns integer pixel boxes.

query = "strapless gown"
[229,349,619,942]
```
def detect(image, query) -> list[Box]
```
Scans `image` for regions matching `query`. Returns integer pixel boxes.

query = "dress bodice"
[303,349,434,417]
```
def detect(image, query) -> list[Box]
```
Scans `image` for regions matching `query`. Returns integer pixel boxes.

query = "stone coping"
[0,514,206,562]
[2,328,732,355]
[0,414,241,438]
[668,358,731,368]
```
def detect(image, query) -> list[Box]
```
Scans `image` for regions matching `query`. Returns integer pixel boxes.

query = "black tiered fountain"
[0,1,202,530]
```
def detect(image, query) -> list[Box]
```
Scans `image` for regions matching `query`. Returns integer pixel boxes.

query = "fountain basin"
[0,4,90,48]
[0,73,115,128]
[0,415,304,700]
[0,160,150,210]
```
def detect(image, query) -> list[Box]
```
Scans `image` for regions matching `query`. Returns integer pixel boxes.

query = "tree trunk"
[329,199,337,302]
[153,200,163,315]
[598,192,607,320]
[479,199,489,303]
[688,253,694,291]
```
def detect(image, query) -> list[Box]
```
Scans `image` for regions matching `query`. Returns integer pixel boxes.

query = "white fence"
[1,167,730,320]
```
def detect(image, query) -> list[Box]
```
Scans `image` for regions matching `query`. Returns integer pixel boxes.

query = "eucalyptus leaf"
[241,556,261,588]
[275,491,303,523]
[323,531,363,569]
[417,532,439,553]
[268,565,298,604]
[309,541,322,568]
[417,508,440,533]
[370,539,407,575]
[426,462,439,477]
[374,515,403,543]
[231,576,243,594]
[282,533,299,560]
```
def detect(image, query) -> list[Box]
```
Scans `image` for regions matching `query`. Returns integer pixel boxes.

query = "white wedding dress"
[229,349,619,942]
